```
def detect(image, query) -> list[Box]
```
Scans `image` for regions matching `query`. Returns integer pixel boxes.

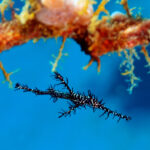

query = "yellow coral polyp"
[141,46,150,68]
[0,0,12,13]
[51,38,66,72]
[0,0,12,21]
[16,0,34,24]
[78,0,96,15]
[93,0,110,17]
[120,49,141,94]
[88,0,110,34]
[88,16,100,33]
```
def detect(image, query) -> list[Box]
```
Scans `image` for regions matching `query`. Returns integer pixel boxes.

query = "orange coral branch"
[120,0,132,17]
[0,19,62,53]
[1,13,150,73]
[1,11,150,69]
[0,61,13,88]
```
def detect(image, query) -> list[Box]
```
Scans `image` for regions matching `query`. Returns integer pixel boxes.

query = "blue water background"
[0,0,150,150]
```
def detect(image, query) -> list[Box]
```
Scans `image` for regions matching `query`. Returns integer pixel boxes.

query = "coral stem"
[51,37,66,72]
[0,61,12,88]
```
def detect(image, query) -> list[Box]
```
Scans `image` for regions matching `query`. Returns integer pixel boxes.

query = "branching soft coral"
[0,0,150,93]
